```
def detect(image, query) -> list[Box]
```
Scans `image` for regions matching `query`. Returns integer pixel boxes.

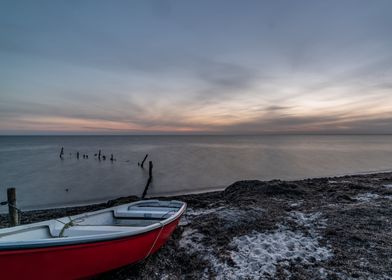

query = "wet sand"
[1,172,392,279]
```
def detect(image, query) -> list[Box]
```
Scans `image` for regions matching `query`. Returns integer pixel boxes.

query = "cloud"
[1,1,392,134]
[196,60,256,90]
[263,105,292,112]
[208,111,392,134]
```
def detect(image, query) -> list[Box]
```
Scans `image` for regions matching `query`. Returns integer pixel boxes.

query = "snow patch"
[179,211,333,279]
[383,184,392,189]
[179,228,205,252]
[289,211,327,230]
[230,228,333,278]
[355,193,380,202]
[290,201,303,208]
[186,206,226,217]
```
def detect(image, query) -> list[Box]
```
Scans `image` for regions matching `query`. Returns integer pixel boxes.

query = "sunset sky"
[1,0,392,135]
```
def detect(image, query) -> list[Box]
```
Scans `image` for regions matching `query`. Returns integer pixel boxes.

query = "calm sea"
[0,135,392,211]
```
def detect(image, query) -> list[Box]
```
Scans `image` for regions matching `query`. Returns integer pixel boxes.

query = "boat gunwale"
[0,200,186,251]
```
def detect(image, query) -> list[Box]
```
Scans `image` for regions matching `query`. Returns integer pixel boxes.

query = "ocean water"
[0,135,392,211]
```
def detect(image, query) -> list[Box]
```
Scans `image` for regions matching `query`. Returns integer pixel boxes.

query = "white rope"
[55,217,85,237]
[145,222,164,259]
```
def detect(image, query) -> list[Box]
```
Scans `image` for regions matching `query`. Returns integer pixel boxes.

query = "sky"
[0,0,392,135]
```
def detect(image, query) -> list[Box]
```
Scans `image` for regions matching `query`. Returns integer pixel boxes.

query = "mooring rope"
[55,217,85,237]
[0,202,22,225]
[144,209,177,258]
[145,222,164,259]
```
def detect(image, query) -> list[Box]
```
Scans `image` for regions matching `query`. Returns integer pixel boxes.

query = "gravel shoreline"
[2,172,392,279]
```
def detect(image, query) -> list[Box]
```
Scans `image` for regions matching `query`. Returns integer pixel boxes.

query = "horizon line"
[1,133,392,137]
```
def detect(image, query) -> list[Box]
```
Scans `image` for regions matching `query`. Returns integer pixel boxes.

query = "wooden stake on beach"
[7,188,19,227]
[142,161,153,199]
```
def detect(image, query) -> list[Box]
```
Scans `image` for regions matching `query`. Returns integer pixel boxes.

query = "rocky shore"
[1,172,392,279]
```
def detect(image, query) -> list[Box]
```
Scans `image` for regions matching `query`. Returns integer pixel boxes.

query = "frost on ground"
[180,206,264,228]
[179,210,333,279]
[186,206,226,217]
[289,211,327,229]
[179,228,205,252]
[289,201,303,208]
[230,227,332,278]
[180,206,226,226]
[355,192,380,202]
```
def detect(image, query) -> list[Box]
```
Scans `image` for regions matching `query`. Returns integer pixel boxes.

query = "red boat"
[0,200,186,279]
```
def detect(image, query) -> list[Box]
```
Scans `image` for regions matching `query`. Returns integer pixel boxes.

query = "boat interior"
[0,200,185,242]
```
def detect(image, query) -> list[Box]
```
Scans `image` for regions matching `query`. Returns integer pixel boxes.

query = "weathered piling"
[98,150,101,160]
[7,188,19,226]
[77,152,80,159]
[59,147,64,159]
[142,161,153,199]
[139,154,149,168]
[148,161,153,178]
[110,154,114,162]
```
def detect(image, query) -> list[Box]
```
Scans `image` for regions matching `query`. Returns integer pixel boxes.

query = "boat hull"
[0,218,179,279]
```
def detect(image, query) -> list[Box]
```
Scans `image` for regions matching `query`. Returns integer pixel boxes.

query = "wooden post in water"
[142,161,153,199]
[139,154,148,168]
[7,188,19,227]
[98,150,101,161]
[59,147,64,159]
[148,161,153,178]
